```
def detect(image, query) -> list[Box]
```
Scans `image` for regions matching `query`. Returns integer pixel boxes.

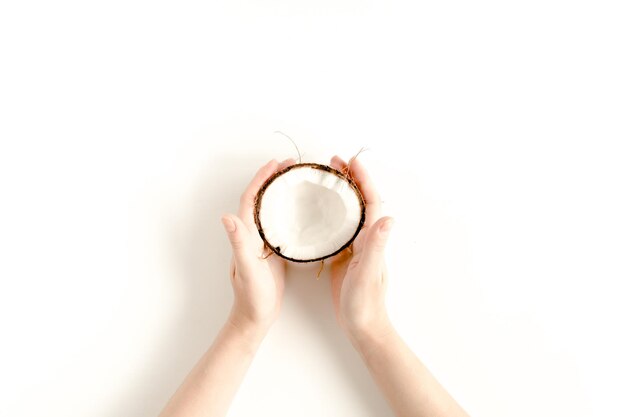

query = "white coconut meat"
[256,164,364,262]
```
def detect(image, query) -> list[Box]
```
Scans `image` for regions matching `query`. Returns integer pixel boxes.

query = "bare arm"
[159,317,267,417]
[329,156,469,417]
[353,322,469,417]
[159,158,296,417]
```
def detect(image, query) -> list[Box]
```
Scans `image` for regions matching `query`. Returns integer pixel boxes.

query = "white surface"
[1,1,625,416]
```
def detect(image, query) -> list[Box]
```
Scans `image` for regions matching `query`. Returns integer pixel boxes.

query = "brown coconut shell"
[253,163,366,263]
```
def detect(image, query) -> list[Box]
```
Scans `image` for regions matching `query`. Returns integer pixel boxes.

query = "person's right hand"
[221,158,296,334]
[328,156,395,349]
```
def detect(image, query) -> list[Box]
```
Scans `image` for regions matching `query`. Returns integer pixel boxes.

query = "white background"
[1,1,625,416]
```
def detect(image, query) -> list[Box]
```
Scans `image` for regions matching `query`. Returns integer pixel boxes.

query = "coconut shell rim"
[253,162,366,263]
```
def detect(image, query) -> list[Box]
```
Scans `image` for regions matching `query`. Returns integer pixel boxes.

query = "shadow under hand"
[105,154,251,417]
[285,264,393,417]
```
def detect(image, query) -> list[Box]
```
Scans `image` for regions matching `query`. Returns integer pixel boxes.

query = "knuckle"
[230,237,246,250]
[370,238,387,252]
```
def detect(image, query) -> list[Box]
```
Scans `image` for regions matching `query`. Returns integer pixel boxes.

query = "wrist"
[227,310,272,345]
[210,316,268,363]
[345,315,395,357]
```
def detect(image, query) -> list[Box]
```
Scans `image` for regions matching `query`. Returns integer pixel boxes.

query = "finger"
[277,157,297,171]
[330,155,348,172]
[221,214,254,262]
[348,158,382,227]
[239,159,279,228]
[331,155,381,229]
[359,216,393,278]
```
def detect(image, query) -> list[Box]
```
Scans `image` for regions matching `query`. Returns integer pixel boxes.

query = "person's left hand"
[221,158,296,333]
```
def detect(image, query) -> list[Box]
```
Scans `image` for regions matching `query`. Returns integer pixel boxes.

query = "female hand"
[329,156,394,347]
[221,158,296,333]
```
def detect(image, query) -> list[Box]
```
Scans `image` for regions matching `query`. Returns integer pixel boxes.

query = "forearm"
[354,325,469,417]
[159,314,268,417]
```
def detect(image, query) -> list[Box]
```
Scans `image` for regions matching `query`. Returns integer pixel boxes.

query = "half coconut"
[254,163,365,263]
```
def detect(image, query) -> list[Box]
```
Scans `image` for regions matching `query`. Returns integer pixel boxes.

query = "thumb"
[360,216,394,273]
[221,214,249,259]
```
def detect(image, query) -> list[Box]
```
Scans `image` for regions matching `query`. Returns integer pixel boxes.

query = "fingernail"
[221,216,236,232]
[380,218,394,234]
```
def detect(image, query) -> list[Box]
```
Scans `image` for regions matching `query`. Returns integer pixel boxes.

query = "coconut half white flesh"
[255,164,365,262]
